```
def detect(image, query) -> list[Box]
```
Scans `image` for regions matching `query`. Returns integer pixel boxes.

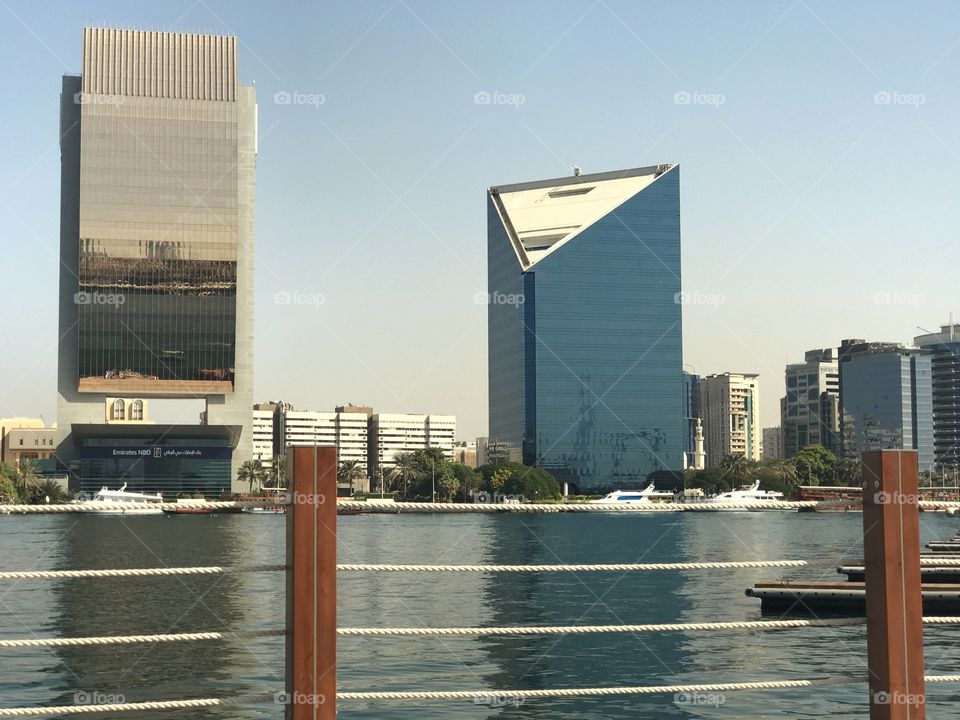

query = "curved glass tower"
[487,165,684,492]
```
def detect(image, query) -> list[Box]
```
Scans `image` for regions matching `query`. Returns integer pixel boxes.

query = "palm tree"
[337,460,365,494]
[719,453,754,489]
[237,460,267,494]
[13,459,39,503]
[392,452,420,500]
[382,467,401,495]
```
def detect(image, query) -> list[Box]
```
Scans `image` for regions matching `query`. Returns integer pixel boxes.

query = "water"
[2,511,959,718]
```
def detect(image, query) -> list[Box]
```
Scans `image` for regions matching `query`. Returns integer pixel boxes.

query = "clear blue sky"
[1,0,959,439]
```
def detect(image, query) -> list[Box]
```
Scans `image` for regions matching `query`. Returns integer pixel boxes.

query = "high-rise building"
[838,340,934,470]
[283,410,369,471]
[487,165,683,492]
[762,426,783,460]
[914,324,960,468]
[781,348,840,457]
[56,29,256,495]
[700,373,762,467]
[368,414,456,480]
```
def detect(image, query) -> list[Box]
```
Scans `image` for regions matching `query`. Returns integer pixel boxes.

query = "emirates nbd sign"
[81,446,232,460]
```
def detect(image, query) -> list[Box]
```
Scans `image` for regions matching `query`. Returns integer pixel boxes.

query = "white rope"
[339,618,866,637]
[0,501,281,514]
[0,699,222,716]
[0,565,285,580]
[0,630,284,648]
[3,676,960,714]
[336,559,807,572]
[336,501,817,512]
[337,677,855,701]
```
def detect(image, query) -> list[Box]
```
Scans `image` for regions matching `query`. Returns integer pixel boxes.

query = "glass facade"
[76,95,239,390]
[682,371,701,461]
[488,167,684,491]
[915,331,960,467]
[78,436,232,496]
[839,347,934,470]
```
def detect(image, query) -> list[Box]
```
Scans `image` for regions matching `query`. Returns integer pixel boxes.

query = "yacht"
[704,480,784,508]
[84,484,165,514]
[590,483,670,505]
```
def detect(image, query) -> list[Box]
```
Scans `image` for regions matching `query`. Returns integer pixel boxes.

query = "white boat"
[81,484,165,514]
[590,483,671,505]
[704,480,784,508]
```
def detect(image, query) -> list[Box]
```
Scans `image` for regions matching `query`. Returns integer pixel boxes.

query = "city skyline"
[3,3,960,441]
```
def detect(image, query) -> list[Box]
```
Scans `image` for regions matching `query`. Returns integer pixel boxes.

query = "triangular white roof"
[489,164,676,270]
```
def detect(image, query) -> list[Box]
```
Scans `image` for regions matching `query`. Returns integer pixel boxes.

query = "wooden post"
[285,446,337,720]
[862,450,925,719]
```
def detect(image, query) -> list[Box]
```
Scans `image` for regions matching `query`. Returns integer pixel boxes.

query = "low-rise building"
[453,441,477,468]
[2,425,59,467]
[762,426,783,460]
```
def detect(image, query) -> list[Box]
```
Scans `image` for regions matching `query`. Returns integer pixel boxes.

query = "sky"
[1,0,959,440]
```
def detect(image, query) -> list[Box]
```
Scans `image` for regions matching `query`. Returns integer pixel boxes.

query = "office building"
[487,165,683,491]
[781,348,840,457]
[915,323,960,467]
[283,410,369,470]
[838,340,934,470]
[701,373,762,466]
[762,426,783,460]
[368,414,456,479]
[56,28,256,495]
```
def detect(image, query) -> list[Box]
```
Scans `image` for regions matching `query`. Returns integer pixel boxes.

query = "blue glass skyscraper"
[487,165,684,492]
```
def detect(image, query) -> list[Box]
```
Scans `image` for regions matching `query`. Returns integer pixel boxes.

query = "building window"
[112,398,125,421]
[131,399,144,421]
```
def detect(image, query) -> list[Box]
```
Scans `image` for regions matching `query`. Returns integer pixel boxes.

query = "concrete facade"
[701,373,762,466]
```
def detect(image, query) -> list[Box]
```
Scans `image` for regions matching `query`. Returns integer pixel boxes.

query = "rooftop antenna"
[573,166,581,177]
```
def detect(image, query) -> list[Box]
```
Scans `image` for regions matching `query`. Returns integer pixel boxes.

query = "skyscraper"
[57,28,256,495]
[914,323,960,468]
[487,165,683,492]
[781,348,840,457]
[700,373,762,467]
[838,340,934,470]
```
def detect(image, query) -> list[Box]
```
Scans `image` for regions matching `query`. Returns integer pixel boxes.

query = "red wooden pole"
[285,445,337,720]
[862,449,925,719]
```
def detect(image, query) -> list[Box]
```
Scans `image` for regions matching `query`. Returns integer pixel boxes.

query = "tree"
[35,478,69,504]
[13,459,39,503]
[450,463,482,501]
[476,462,561,502]
[392,452,420,501]
[793,444,837,486]
[719,454,755,487]
[338,460,366,493]
[403,448,457,502]
[382,467,401,495]
[834,457,862,487]
[237,460,268,494]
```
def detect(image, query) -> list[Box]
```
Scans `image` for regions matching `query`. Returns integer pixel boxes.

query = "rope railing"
[0,500,282,514]
[337,500,819,512]
[0,564,286,581]
[8,615,960,648]
[4,675,960,715]
[0,629,285,649]
[336,559,808,572]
